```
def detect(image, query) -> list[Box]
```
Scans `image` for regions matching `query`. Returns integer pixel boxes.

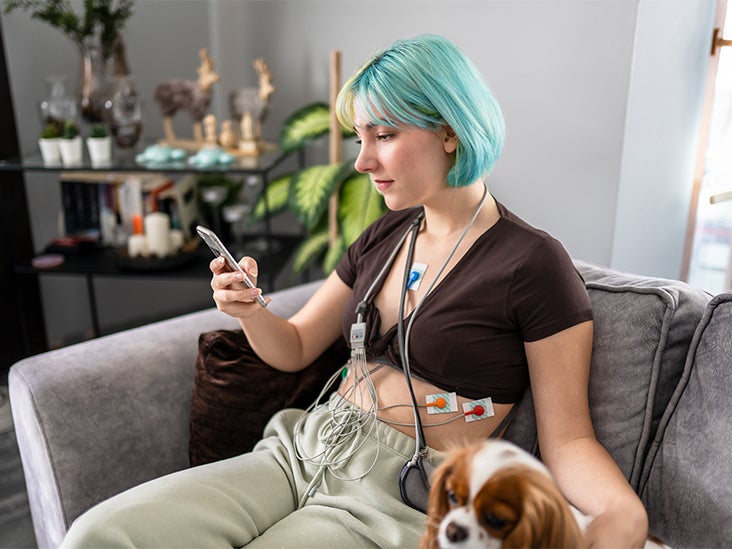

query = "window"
[684,2,732,294]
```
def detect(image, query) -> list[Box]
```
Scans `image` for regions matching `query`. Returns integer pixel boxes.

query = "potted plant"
[38,121,62,164]
[251,102,387,277]
[86,123,112,165]
[58,118,82,165]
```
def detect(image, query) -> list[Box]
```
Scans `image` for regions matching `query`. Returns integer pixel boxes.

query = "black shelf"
[14,235,300,339]
[14,235,299,281]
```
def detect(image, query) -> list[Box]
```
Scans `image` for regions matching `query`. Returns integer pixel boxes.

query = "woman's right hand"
[209,256,271,319]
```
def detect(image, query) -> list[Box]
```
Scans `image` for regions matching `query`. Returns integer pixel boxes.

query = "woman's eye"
[376,133,393,141]
[355,139,362,145]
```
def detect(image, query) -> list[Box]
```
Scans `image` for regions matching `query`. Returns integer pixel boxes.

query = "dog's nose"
[445,522,468,543]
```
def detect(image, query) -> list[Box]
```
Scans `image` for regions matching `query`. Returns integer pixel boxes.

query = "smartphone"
[196,225,268,308]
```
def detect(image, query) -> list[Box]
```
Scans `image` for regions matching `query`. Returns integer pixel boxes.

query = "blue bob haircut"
[336,34,505,188]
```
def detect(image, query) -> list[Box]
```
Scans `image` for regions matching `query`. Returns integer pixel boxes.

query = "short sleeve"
[508,236,593,342]
[335,226,366,288]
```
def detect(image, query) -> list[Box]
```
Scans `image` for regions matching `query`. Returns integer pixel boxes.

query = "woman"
[63,34,648,548]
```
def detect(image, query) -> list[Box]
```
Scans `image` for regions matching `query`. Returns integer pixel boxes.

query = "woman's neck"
[421,180,491,237]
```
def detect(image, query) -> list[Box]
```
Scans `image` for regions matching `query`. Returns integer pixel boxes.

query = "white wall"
[0,0,715,345]
[613,0,715,278]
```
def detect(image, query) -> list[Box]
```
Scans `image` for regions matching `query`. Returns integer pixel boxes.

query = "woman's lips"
[374,180,393,192]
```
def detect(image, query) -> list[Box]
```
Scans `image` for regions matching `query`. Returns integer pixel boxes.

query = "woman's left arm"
[525,320,649,548]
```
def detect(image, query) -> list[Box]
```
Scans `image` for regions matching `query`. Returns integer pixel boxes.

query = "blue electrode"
[407,262,428,291]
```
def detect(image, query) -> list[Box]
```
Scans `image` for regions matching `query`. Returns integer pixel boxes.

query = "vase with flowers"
[2,0,135,123]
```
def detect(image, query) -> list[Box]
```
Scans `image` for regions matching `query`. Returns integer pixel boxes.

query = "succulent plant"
[39,121,62,139]
[89,123,108,138]
[61,119,80,139]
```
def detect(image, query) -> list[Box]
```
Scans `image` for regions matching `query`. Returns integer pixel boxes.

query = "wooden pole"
[328,50,342,247]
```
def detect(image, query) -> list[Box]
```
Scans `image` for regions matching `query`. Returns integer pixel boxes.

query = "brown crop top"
[335,198,593,402]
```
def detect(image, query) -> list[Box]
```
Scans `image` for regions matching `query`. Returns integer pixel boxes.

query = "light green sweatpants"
[61,396,441,548]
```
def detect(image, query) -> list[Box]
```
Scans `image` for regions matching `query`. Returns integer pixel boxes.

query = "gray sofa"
[8,262,732,548]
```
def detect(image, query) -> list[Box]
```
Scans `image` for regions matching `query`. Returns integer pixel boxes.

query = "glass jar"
[105,75,143,148]
[38,75,77,126]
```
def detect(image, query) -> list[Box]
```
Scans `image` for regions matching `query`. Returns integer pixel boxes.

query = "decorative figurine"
[230,57,276,156]
[154,48,220,150]
[202,113,218,147]
[219,119,238,149]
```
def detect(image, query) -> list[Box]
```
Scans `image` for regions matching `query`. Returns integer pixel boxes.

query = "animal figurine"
[154,48,220,149]
[230,58,275,155]
[421,440,669,549]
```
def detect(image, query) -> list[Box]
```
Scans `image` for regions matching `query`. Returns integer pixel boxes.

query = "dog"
[421,440,671,549]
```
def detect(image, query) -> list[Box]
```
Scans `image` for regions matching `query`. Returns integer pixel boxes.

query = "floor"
[0,386,37,549]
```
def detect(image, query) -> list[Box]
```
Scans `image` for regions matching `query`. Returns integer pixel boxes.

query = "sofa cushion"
[505,261,710,490]
[640,292,732,547]
[189,329,349,466]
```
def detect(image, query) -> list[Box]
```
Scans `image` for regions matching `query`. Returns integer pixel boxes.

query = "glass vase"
[79,38,114,124]
[79,34,131,124]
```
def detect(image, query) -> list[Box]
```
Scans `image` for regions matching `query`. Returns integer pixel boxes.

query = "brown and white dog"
[421,440,669,549]
[421,439,588,548]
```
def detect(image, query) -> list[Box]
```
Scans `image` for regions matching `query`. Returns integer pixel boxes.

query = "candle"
[144,211,171,257]
[169,229,184,253]
[127,234,148,257]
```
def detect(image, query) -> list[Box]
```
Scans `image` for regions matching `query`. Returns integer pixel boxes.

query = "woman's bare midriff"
[337,360,513,452]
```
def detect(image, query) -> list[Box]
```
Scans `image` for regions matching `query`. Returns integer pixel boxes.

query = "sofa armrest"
[9,280,323,549]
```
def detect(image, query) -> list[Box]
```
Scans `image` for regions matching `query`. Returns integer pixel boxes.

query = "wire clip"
[350,322,366,350]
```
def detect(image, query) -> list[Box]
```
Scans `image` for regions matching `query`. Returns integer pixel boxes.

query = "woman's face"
[352,111,456,211]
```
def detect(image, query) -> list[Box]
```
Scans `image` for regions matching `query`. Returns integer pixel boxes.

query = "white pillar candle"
[144,212,171,257]
[127,234,148,257]
[169,229,184,253]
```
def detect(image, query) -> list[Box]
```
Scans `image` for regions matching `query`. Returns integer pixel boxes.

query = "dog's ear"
[420,457,455,549]
[501,468,585,548]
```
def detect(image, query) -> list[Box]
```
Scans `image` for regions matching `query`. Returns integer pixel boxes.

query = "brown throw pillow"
[189,329,349,467]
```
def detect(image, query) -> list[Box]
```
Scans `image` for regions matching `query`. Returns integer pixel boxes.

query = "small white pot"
[86,136,112,166]
[59,136,83,166]
[38,138,61,164]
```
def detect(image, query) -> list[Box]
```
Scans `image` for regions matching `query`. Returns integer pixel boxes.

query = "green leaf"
[278,102,357,153]
[278,102,330,153]
[291,230,329,276]
[338,172,387,246]
[289,162,353,230]
[250,173,292,223]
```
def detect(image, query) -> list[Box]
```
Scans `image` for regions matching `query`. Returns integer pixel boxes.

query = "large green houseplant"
[252,102,387,276]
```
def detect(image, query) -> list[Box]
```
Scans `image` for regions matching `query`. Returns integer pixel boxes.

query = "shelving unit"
[0,144,301,346]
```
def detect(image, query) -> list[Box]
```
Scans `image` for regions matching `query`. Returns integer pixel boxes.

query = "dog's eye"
[482,512,508,530]
[446,490,459,507]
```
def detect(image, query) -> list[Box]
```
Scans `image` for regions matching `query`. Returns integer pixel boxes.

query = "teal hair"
[336,34,505,187]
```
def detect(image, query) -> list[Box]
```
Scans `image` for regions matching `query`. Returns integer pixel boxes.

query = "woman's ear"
[442,126,458,154]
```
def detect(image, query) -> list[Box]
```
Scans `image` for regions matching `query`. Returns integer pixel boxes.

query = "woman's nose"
[354,144,376,173]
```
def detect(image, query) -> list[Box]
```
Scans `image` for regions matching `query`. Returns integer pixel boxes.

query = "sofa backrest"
[505,260,711,490]
[641,292,732,547]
